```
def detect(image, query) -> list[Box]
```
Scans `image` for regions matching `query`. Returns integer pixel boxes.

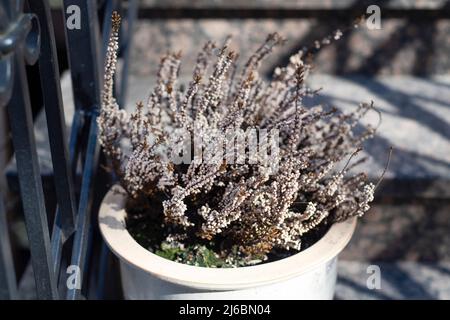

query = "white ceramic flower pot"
[99,185,357,300]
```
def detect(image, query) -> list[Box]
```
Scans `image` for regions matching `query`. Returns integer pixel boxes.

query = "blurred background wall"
[134,0,450,77]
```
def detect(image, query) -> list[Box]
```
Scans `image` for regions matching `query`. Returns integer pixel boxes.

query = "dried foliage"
[99,12,380,266]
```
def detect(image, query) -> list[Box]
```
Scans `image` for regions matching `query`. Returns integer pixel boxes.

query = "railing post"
[63,0,102,113]
[63,0,103,300]
[2,0,59,299]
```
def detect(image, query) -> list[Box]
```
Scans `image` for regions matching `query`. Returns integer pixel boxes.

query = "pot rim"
[99,184,357,290]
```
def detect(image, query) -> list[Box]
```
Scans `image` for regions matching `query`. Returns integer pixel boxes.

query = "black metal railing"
[0,0,137,300]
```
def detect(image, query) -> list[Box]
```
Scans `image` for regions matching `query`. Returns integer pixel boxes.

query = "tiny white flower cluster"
[357,183,375,217]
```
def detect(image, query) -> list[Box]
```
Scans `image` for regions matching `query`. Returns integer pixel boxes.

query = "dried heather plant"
[99,12,382,266]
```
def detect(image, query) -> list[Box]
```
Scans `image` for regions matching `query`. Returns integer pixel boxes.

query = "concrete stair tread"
[336,260,450,300]
[308,74,450,198]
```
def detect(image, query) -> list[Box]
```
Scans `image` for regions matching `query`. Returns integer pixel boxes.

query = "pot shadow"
[335,275,393,300]
[99,215,125,230]
[336,262,438,300]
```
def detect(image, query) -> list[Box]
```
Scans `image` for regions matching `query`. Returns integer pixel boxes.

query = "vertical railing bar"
[7,48,59,300]
[68,109,85,177]
[63,0,103,300]
[50,208,64,277]
[51,109,84,277]
[83,220,96,299]
[0,195,17,300]
[63,0,102,113]
[95,242,110,299]
[66,117,100,300]
[28,0,77,238]
[68,110,85,160]
[117,0,138,108]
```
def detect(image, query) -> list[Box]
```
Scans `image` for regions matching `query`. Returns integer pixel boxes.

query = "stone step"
[308,74,450,199]
[336,260,450,299]
[340,201,450,262]
[130,18,450,77]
